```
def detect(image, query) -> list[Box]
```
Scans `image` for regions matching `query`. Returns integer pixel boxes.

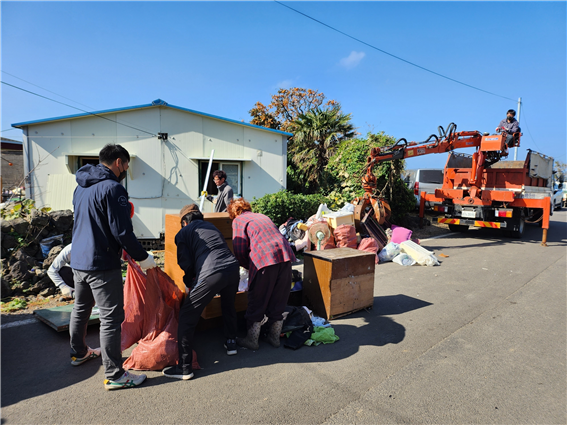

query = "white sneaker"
[104,371,147,390]
[71,346,101,366]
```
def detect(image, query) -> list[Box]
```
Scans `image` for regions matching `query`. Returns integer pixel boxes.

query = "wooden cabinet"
[164,213,248,319]
[302,247,375,320]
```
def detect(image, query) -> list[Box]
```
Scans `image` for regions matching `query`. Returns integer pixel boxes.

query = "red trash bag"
[121,256,200,371]
[334,224,357,249]
[121,259,147,351]
[357,238,379,264]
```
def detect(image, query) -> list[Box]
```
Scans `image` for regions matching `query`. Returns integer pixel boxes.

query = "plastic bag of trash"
[334,224,357,249]
[121,255,200,371]
[39,234,64,258]
[378,242,401,263]
[315,203,333,220]
[238,267,249,292]
[392,253,417,266]
[400,240,440,267]
[357,238,379,264]
[338,202,355,214]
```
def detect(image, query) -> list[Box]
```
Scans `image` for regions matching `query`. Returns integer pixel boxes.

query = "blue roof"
[11,99,293,137]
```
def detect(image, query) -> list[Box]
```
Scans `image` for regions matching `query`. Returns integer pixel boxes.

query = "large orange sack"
[334,224,357,249]
[121,256,200,371]
[357,238,379,264]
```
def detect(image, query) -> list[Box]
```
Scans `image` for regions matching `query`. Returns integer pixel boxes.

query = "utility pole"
[514,97,522,160]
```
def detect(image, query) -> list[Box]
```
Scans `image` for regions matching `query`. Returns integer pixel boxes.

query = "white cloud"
[275,79,295,89]
[339,51,366,70]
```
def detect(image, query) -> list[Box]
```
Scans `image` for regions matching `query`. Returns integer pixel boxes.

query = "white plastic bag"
[378,242,401,263]
[338,202,355,214]
[400,240,440,266]
[238,267,249,292]
[316,203,333,220]
[392,253,417,266]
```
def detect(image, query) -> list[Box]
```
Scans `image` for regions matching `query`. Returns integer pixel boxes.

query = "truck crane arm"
[360,123,520,197]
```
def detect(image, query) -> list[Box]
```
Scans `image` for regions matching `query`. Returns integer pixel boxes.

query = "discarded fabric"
[390,225,413,244]
[305,326,340,346]
[282,306,313,350]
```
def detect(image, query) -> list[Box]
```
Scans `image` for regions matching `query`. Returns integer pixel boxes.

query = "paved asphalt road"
[2,211,566,424]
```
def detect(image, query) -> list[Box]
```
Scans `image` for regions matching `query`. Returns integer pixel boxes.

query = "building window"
[199,161,241,196]
[79,156,99,169]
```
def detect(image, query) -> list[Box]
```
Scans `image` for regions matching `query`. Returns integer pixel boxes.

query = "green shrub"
[325,132,415,223]
[251,190,328,226]
[0,198,51,220]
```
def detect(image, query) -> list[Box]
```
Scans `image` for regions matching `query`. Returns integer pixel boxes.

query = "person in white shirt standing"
[47,244,75,299]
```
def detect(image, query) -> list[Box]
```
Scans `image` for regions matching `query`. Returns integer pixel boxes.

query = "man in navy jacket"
[69,144,156,390]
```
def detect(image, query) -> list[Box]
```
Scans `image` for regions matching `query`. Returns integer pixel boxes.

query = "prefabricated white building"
[12,99,292,240]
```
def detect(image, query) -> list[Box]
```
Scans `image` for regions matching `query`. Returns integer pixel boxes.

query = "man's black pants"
[178,265,239,373]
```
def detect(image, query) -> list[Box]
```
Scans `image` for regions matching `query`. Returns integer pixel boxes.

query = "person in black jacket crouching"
[162,204,240,381]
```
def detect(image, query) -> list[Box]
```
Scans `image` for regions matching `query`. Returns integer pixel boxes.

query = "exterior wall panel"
[20,105,289,239]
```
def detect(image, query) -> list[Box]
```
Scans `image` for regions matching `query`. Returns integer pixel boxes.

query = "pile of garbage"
[1,207,74,301]
[279,202,440,267]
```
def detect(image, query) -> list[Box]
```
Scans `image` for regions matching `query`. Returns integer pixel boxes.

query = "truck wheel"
[449,224,469,232]
[509,216,525,239]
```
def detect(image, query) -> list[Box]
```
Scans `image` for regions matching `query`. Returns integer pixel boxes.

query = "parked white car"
[403,169,444,209]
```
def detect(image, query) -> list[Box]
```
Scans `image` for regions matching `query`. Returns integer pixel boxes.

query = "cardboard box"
[324,212,355,229]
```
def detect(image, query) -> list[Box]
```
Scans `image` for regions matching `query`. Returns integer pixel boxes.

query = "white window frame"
[219,162,242,195]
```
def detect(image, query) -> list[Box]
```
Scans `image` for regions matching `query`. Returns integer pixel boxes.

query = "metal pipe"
[514,97,522,161]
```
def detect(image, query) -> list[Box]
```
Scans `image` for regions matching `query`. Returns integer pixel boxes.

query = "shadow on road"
[176,294,432,381]
[425,214,566,251]
[1,320,102,408]
[1,294,432,401]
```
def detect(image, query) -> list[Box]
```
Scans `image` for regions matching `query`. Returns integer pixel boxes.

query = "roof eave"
[11,100,294,137]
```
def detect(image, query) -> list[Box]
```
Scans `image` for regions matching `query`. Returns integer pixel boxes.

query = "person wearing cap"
[496,109,521,148]
[162,204,240,381]
[70,144,156,390]
[206,170,233,212]
[227,198,296,351]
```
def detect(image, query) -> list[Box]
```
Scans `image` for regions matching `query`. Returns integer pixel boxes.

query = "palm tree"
[289,106,356,192]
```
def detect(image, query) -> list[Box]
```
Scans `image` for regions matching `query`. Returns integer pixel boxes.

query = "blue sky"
[2,1,565,171]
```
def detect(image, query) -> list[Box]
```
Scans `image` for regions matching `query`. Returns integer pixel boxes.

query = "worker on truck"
[496,109,521,148]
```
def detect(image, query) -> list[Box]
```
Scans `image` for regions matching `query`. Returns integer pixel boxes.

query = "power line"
[2,71,96,110]
[275,1,516,102]
[1,81,156,136]
[519,106,541,152]
[1,128,18,132]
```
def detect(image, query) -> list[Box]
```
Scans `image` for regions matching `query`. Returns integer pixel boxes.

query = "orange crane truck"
[354,124,554,246]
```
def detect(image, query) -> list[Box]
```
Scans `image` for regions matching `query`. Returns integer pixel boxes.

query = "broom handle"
[200,149,215,210]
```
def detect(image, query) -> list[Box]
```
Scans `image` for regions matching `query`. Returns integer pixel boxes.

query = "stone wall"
[1,150,24,190]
